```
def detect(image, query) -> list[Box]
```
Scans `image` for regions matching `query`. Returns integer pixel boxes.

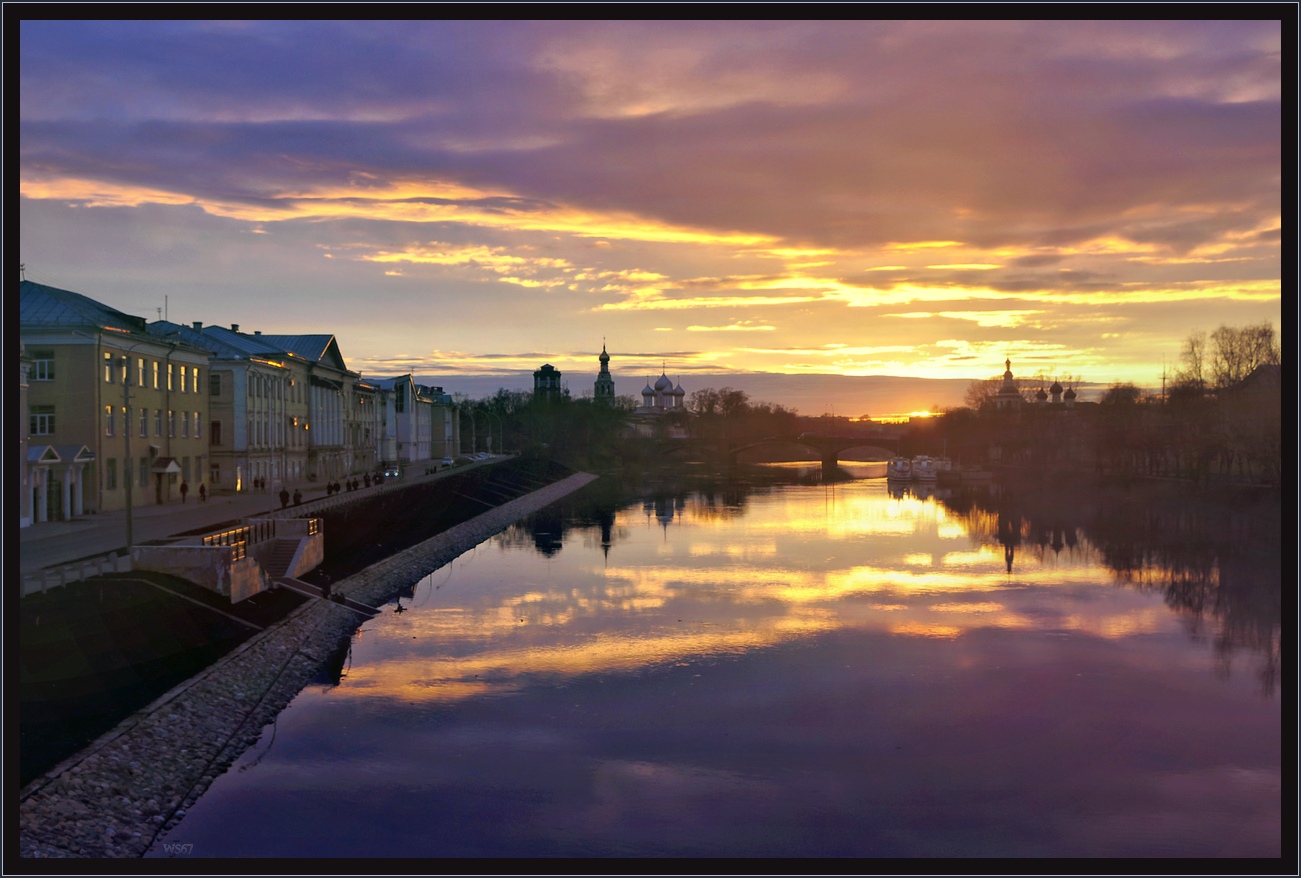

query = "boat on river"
[886,457,912,480]
[912,456,939,481]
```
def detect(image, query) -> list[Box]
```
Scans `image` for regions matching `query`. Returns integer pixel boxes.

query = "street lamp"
[119,353,136,551]
[483,408,503,454]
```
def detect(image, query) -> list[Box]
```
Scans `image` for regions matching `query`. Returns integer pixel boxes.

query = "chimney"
[192,321,203,330]
[231,323,240,332]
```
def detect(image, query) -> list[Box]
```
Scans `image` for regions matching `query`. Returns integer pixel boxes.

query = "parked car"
[383,467,400,478]
[441,457,454,467]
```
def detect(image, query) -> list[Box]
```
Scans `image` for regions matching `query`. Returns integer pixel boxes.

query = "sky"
[17,19,1284,416]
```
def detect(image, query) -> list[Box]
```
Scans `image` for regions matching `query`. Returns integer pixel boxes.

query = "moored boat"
[887,457,912,480]
[912,456,938,481]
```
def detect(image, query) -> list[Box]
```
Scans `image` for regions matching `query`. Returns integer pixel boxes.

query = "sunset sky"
[18,20,1283,414]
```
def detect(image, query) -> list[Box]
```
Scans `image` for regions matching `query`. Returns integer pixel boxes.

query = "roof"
[252,334,347,370]
[20,280,148,334]
[367,375,413,391]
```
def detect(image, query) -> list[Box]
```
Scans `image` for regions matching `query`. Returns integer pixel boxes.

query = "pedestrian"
[180,481,189,503]
[293,488,302,506]
[279,487,290,509]
[198,483,207,502]
[364,473,371,488]
[256,477,263,492]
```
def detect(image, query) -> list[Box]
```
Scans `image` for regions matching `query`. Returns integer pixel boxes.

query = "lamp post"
[484,408,503,454]
[120,354,135,551]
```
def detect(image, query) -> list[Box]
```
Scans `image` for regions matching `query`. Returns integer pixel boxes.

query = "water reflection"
[323,468,1278,707]
[154,465,1281,858]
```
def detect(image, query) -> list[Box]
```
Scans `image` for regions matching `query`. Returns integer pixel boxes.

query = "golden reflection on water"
[336,478,1179,704]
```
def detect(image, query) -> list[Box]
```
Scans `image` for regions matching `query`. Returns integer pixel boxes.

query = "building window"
[193,367,200,394]
[181,411,189,438]
[211,420,222,446]
[153,360,159,389]
[107,458,117,490]
[168,363,174,391]
[169,410,176,438]
[155,409,163,437]
[180,366,187,393]
[30,405,55,435]
[210,372,222,396]
[105,351,115,383]
[31,350,54,380]
[210,463,221,485]
[105,405,115,436]
[138,357,146,387]
[139,408,148,438]
[193,411,201,438]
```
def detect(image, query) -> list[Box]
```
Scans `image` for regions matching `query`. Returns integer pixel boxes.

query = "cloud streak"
[18,19,1282,408]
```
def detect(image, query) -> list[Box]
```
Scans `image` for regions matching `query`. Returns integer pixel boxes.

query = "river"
[149,462,1281,859]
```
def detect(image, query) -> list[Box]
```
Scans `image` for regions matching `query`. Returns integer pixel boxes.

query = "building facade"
[20,280,212,518]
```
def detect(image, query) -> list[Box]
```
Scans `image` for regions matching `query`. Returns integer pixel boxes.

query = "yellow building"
[20,281,212,519]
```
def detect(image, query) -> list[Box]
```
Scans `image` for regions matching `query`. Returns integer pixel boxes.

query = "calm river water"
[152,463,1281,859]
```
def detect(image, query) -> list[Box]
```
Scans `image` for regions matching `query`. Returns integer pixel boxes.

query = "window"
[169,410,176,438]
[211,420,222,446]
[155,409,163,437]
[210,372,222,396]
[105,405,115,436]
[105,351,115,383]
[139,408,148,438]
[180,410,189,438]
[30,405,54,435]
[210,463,221,485]
[180,366,187,393]
[31,350,54,380]
[153,361,159,389]
[106,458,117,490]
[168,364,173,391]
[193,411,201,438]
[138,357,146,387]
[193,367,200,394]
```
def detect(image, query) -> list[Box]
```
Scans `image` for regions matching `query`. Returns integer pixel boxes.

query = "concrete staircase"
[265,538,301,578]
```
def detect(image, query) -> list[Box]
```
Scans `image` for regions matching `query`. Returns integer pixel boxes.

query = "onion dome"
[673,381,685,397]
[654,372,673,392]
[1063,386,1077,400]
[599,343,609,365]
[1050,380,1063,395]
[1035,387,1048,401]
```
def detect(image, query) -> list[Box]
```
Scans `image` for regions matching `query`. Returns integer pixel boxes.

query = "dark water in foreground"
[151,464,1281,859]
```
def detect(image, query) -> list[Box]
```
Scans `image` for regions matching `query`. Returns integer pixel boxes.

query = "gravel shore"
[18,472,599,859]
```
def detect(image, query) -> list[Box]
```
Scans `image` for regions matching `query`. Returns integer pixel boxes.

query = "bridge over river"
[653,432,904,472]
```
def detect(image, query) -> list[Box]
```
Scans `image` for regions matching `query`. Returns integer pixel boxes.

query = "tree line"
[947,322,1280,486]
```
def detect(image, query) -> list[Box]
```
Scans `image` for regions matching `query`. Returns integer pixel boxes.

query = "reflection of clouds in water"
[332,480,1205,706]
[571,759,785,845]
[1060,766,1281,858]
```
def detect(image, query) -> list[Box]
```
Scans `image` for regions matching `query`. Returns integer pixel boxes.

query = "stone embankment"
[18,472,599,859]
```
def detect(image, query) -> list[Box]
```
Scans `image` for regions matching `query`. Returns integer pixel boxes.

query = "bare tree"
[1175,330,1208,391]
[1210,323,1280,390]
